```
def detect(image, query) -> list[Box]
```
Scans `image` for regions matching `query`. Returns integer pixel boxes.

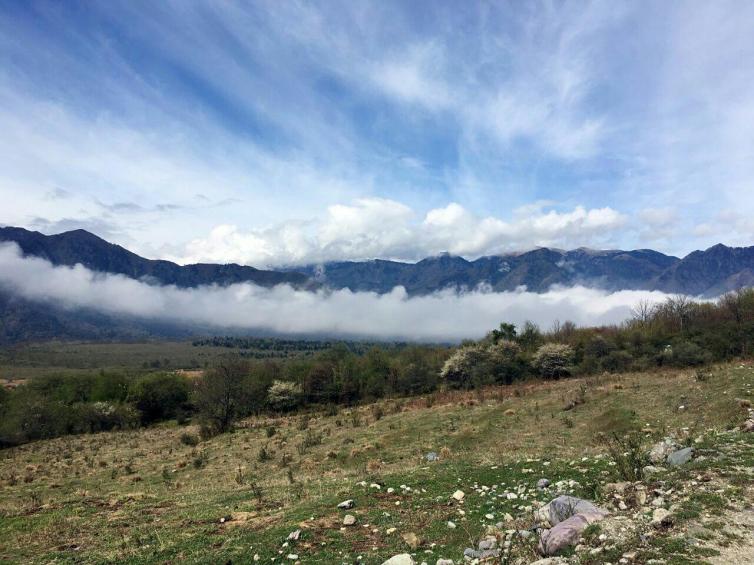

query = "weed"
[192,451,208,469]
[599,432,647,481]
[180,432,199,446]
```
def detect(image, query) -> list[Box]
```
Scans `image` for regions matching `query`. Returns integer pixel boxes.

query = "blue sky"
[1,1,754,266]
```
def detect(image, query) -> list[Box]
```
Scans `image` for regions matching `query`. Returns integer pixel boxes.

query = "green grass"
[1,361,753,563]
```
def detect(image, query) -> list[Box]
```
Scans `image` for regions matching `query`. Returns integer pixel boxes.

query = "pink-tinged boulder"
[536,496,609,556]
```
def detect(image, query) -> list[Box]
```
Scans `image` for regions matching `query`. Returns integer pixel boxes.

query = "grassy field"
[1,363,753,564]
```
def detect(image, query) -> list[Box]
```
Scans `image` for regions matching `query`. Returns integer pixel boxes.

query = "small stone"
[651,508,672,528]
[537,478,551,489]
[381,555,416,565]
[402,532,421,549]
[667,447,694,467]
[337,499,355,509]
[436,559,454,565]
[286,555,298,561]
[447,521,456,529]
[452,490,465,502]
[287,529,301,541]
[343,514,356,526]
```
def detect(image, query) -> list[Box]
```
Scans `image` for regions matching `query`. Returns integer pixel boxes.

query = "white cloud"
[0,242,673,342]
[177,198,627,267]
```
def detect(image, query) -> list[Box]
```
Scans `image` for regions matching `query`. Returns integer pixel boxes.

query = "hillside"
[1,363,753,564]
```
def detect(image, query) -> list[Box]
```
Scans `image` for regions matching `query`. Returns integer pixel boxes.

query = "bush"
[532,343,574,379]
[440,345,494,389]
[129,373,190,424]
[669,340,711,367]
[266,380,303,412]
[180,432,199,446]
[600,350,634,373]
[488,340,528,384]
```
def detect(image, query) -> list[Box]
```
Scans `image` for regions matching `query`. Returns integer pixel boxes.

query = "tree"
[490,323,517,343]
[517,321,544,351]
[194,361,251,434]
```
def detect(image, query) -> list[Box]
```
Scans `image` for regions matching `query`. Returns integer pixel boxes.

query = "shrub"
[532,343,574,379]
[488,340,528,384]
[266,380,303,412]
[440,345,494,389]
[600,350,634,373]
[598,432,647,481]
[129,373,190,424]
[180,432,199,446]
[669,340,711,367]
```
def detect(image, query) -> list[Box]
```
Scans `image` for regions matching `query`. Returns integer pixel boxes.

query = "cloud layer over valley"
[0,243,675,341]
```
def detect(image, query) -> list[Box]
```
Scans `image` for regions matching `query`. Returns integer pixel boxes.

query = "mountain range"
[1,226,754,343]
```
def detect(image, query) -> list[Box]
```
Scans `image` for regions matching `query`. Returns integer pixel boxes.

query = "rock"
[287,529,301,541]
[286,555,298,561]
[642,465,665,476]
[446,521,456,529]
[343,514,356,526]
[381,555,416,565]
[648,438,679,464]
[337,499,354,509]
[535,495,609,527]
[463,548,480,559]
[651,508,672,528]
[537,478,551,489]
[667,447,694,466]
[536,496,609,556]
[478,537,497,551]
[436,559,454,565]
[537,512,605,556]
[425,452,439,462]
[452,489,465,501]
[402,532,421,549]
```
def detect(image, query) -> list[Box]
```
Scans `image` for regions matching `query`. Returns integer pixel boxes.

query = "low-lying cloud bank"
[0,243,674,342]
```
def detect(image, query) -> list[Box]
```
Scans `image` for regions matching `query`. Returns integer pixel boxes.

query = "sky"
[1,1,754,268]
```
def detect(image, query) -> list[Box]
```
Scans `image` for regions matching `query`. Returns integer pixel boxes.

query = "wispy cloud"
[1,1,754,261]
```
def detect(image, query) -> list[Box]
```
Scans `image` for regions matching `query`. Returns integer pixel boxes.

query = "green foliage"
[129,373,190,424]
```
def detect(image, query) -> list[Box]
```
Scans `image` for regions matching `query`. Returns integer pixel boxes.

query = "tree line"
[3,288,754,446]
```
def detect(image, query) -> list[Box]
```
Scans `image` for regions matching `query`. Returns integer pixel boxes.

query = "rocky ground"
[373,419,754,565]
